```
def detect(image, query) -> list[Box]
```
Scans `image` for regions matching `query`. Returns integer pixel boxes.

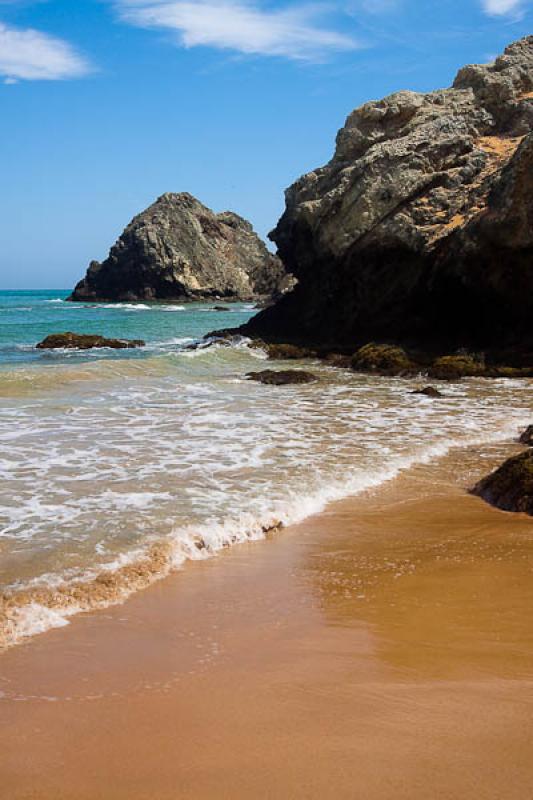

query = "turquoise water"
[0,290,256,367]
[1,289,532,648]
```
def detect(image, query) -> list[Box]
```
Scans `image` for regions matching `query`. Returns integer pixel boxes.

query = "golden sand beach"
[1,442,533,799]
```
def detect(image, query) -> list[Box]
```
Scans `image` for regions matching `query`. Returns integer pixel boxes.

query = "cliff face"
[243,37,533,355]
[70,193,290,302]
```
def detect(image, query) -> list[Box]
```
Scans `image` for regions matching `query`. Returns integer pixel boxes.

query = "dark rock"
[246,370,318,385]
[519,425,533,446]
[412,386,444,397]
[69,193,293,303]
[264,343,315,360]
[322,353,353,369]
[471,450,533,515]
[36,332,145,350]
[352,343,413,376]
[240,37,533,360]
[429,354,485,380]
[213,306,231,312]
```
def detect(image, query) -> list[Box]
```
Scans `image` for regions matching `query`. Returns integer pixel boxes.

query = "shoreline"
[2,440,533,798]
[2,422,530,650]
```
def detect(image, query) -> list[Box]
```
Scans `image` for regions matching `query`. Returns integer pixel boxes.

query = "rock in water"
[246,370,317,386]
[37,333,145,350]
[471,450,533,515]
[411,386,444,398]
[242,37,533,356]
[519,425,533,446]
[69,193,292,303]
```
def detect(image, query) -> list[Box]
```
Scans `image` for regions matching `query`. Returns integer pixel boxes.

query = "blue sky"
[0,0,531,289]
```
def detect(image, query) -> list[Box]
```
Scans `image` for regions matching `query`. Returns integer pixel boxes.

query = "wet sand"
[1,442,533,799]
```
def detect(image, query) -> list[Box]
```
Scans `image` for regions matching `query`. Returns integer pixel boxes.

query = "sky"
[0,0,531,289]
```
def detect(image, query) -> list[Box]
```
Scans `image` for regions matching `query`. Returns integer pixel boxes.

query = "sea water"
[0,290,531,646]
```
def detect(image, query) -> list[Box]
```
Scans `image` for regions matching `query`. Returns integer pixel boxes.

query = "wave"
[0,421,526,650]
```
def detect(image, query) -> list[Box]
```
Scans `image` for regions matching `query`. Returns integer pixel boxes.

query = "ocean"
[1,289,531,647]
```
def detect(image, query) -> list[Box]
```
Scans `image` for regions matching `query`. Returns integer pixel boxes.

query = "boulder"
[36,333,145,350]
[519,425,533,446]
[412,386,444,398]
[471,450,533,515]
[352,343,412,376]
[429,354,485,380]
[69,193,293,303]
[246,370,318,385]
[264,343,315,360]
[240,37,533,360]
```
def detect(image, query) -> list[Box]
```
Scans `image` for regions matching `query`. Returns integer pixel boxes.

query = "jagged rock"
[246,370,318,385]
[471,450,533,515]
[37,333,145,350]
[69,193,292,303]
[241,37,533,358]
[351,343,412,376]
[411,386,444,398]
[519,425,533,446]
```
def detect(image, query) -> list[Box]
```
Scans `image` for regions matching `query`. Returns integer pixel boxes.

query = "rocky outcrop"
[70,193,292,303]
[471,450,533,515]
[241,37,533,358]
[36,333,145,349]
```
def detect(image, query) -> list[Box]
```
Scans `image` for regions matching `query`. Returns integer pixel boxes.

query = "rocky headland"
[238,37,533,367]
[70,193,292,303]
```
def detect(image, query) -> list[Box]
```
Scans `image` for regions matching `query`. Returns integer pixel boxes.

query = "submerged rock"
[36,332,145,350]
[69,193,293,303]
[471,450,533,515]
[519,425,533,446]
[412,386,444,398]
[351,343,412,376]
[240,37,533,358]
[246,370,318,386]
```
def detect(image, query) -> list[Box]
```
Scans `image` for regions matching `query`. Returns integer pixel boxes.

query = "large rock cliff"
[70,193,290,303]
[242,37,533,356]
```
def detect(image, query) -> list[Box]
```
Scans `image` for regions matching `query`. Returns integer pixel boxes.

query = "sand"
[1,442,533,799]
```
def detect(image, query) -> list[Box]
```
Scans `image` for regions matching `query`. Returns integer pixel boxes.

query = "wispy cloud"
[0,21,91,82]
[116,1,359,61]
[481,0,524,16]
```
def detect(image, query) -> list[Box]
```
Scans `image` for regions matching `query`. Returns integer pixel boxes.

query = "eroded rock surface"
[242,37,533,356]
[70,193,292,303]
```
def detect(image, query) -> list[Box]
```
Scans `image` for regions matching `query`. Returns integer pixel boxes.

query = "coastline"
[2,440,533,799]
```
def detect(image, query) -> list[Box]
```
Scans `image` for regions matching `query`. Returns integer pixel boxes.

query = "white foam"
[1,354,531,647]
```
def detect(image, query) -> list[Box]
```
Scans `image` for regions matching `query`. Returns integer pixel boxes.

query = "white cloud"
[116,1,358,61]
[0,22,91,81]
[481,0,523,15]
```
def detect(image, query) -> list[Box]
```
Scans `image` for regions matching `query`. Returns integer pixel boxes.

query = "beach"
[2,441,533,799]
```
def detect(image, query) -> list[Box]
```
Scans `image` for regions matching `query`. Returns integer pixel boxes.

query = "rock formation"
[37,333,144,349]
[471,449,533,515]
[246,370,318,385]
[241,37,533,358]
[70,193,292,303]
